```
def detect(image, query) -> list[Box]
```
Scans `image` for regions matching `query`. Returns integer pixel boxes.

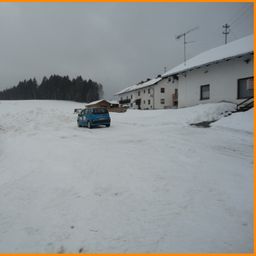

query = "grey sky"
[0,3,253,99]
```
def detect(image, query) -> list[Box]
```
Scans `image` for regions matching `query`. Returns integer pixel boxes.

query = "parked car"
[77,107,111,129]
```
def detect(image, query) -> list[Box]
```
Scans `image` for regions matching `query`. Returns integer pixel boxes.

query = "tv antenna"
[176,26,199,66]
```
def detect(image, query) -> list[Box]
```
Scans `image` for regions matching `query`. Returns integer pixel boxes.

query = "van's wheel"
[87,121,92,129]
[77,122,81,127]
[106,124,110,127]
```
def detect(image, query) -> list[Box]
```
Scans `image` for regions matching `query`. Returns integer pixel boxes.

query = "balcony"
[119,99,131,104]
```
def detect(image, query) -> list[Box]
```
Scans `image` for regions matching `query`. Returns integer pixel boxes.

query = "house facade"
[115,77,178,110]
[163,34,254,108]
[115,34,253,110]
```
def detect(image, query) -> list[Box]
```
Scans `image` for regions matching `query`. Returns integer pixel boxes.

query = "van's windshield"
[92,108,108,114]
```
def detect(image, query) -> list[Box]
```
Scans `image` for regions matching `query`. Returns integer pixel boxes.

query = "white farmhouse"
[163,34,254,108]
[115,76,178,110]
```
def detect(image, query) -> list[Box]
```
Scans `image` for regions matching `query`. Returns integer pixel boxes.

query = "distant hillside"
[0,75,103,102]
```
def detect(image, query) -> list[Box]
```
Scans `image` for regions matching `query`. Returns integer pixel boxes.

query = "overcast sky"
[0,3,253,99]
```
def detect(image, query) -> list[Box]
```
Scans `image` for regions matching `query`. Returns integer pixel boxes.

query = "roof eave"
[163,51,253,78]
[115,78,162,95]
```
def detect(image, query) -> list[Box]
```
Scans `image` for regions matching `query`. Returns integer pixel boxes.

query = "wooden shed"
[85,99,127,112]
[85,99,111,109]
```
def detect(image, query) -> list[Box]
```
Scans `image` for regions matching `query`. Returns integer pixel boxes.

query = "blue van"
[77,108,111,129]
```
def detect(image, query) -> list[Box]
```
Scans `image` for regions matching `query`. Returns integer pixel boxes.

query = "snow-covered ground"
[0,100,253,253]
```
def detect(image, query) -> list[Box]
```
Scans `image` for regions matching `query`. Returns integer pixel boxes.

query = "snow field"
[0,100,253,253]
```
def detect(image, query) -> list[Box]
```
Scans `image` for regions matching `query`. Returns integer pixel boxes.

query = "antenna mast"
[176,26,199,66]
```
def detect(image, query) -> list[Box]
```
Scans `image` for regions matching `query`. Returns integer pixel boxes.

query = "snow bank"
[118,102,236,129]
[212,108,253,133]
[177,102,237,124]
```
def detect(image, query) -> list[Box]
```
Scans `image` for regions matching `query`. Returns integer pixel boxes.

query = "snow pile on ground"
[176,102,236,124]
[119,102,236,128]
[213,108,253,133]
[0,100,253,253]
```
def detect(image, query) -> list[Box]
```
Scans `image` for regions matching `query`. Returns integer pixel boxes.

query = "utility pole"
[222,23,230,44]
[176,26,199,66]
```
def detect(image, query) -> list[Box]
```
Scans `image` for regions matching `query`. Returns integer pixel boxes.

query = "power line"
[230,5,252,26]
[221,4,252,45]
[232,10,253,31]
[227,4,250,25]
[230,30,238,40]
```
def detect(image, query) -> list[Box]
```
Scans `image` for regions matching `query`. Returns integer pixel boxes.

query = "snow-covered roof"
[163,34,254,77]
[109,100,118,105]
[85,99,108,106]
[85,99,119,106]
[115,77,162,95]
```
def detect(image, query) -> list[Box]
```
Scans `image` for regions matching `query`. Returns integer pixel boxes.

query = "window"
[238,77,253,99]
[144,90,146,94]
[92,108,108,114]
[148,88,150,94]
[161,99,165,104]
[200,84,210,100]
[143,100,145,104]
[148,99,151,105]
[161,88,165,93]
[131,94,133,99]
[138,91,140,96]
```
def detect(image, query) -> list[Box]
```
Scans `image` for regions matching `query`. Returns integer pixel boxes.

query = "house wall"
[178,53,253,108]
[153,78,178,109]
[117,91,133,105]
[133,86,153,109]
[116,78,178,110]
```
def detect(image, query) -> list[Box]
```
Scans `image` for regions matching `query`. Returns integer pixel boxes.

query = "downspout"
[153,86,155,109]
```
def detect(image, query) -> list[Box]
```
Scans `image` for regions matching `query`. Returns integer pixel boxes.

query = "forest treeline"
[0,75,103,102]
